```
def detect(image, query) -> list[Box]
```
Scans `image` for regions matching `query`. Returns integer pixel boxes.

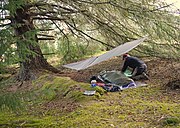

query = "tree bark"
[13,7,59,81]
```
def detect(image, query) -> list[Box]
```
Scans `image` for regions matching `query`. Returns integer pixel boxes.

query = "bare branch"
[149,3,174,12]
[38,37,54,40]
[33,17,66,21]
[77,0,111,5]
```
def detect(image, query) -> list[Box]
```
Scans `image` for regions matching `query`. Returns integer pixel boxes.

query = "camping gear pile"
[90,70,137,92]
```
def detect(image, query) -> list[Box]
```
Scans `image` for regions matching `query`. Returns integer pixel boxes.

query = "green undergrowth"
[0,74,179,128]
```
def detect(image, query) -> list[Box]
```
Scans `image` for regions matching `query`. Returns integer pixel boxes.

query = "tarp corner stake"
[63,36,148,70]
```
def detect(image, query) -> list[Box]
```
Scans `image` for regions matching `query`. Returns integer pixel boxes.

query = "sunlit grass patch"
[0,112,59,127]
[55,84,180,128]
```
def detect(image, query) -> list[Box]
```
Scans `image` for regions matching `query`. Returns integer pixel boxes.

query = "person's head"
[122,53,130,60]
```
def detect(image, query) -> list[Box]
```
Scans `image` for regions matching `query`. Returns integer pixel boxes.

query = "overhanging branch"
[0,23,11,27]
[38,37,54,40]
[65,21,114,48]
[33,17,66,21]
[38,28,54,31]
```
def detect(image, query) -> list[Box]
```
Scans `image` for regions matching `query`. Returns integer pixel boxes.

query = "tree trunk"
[13,7,59,81]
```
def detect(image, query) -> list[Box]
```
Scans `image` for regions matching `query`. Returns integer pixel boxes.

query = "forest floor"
[59,57,180,89]
[0,57,180,128]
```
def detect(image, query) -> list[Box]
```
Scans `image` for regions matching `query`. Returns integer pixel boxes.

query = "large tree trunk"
[13,7,59,81]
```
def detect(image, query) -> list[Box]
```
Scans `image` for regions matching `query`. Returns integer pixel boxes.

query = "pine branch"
[33,17,66,21]
[0,23,11,27]
[31,11,56,16]
[82,11,137,43]
[37,34,54,38]
[77,0,111,5]
[50,4,78,12]
[37,37,54,40]
[0,16,11,20]
[38,28,54,31]
[149,3,174,12]
[26,2,47,9]
[65,21,115,48]
[109,1,138,12]
[51,20,69,40]
[42,53,56,55]
[50,20,72,60]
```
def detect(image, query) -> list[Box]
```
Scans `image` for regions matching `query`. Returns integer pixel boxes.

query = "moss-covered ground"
[0,73,179,128]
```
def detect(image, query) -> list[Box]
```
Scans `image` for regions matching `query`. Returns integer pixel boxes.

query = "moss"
[0,113,58,127]
[33,76,84,101]
[34,76,107,102]
[0,77,15,90]
[0,74,180,128]
[162,117,180,126]
[0,92,26,111]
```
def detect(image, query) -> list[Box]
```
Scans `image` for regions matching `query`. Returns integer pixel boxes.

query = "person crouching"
[121,54,149,80]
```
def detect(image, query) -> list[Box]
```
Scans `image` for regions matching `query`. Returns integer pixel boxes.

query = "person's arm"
[121,61,128,73]
[131,68,137,76]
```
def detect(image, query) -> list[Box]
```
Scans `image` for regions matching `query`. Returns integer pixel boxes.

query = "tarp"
[98,70,134,86]
[63,36,148,70]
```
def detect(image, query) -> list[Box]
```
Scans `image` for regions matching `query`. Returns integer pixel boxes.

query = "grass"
[0,74,179,128]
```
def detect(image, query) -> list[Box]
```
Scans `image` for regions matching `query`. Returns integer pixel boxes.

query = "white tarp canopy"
[63,36,148,70]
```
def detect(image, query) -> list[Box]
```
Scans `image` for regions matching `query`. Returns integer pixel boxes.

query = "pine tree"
[0,0,179,81]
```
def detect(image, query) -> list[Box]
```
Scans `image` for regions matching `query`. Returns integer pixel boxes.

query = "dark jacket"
[121,56,145,74]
